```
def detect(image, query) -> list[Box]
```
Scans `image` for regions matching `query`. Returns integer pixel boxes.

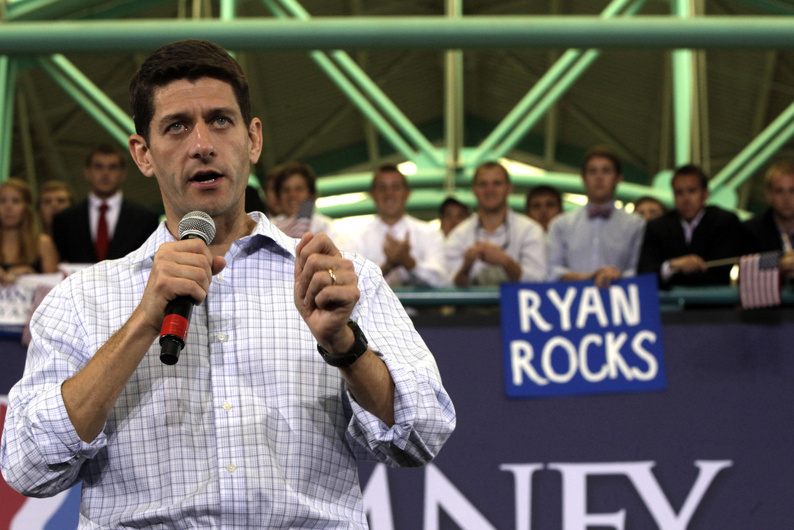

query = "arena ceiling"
[1,0,794,218]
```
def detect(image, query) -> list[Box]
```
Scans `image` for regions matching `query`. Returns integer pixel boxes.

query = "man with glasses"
[445,161,545,286]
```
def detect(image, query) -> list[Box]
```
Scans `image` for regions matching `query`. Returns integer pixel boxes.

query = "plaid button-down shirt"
[1,213,455,529]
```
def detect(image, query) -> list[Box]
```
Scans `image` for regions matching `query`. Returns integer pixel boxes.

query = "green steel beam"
[262,1,416,162]
[317,169,447,196]
[37,58,131,147]
[48,54,135,133]
[470,0,647,167]
[5,0,173,21]
[1,18,794,54]
[489,50,601,163]
[0,57,16,183]
[308,51,419,162]
[711,98,794,192]
[671,0,694,166]
[444,0,464,190]
[330,51,442,165]
[220,0,235,20]
[316,176,670,218]
[267,0,442,166]
[269,36,420,161]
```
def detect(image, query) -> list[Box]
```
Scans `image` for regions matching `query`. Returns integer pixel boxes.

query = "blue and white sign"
[501,274,666,398]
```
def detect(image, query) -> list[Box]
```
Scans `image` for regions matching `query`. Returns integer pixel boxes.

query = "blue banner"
[500,274,666,398]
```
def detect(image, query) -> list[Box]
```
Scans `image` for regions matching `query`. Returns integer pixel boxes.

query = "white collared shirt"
[2,212,455,528]
[88,192,123,242]
[342,214,448,287]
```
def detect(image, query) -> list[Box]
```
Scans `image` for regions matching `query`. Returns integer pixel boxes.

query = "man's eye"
[214,117,229,127]
[167,123,185,133]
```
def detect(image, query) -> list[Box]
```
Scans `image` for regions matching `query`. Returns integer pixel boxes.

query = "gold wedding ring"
[328,269,337,286]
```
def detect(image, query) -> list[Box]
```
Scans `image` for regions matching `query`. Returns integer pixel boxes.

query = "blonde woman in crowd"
[0,178,60,284]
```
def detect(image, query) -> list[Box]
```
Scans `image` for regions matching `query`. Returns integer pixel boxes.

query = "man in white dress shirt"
[344,164,447,287]
[445,161,546,286]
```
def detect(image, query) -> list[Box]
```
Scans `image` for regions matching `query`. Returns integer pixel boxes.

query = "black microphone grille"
[178,211,216,244]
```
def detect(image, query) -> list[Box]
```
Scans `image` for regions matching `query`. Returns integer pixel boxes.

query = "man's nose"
[188,123,215,159]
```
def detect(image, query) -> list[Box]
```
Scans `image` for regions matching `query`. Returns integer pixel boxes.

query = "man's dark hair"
[85,144,125,169]
[129,39,252,143]
[271,161,317,197]
[526,185,562,210]
[473,161,510,184]
[581,146,622,176]
[372,164,407,190]
[672,164,709,189]
[634,195,666,211]
[439,196,469,216]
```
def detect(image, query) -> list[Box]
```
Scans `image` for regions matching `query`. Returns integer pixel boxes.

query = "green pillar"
[0,56,17,183]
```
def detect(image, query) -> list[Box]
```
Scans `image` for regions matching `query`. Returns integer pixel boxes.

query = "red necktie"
[95,203,109,261]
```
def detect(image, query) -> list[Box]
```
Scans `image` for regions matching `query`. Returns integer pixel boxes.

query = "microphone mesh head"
[178,211,216,244]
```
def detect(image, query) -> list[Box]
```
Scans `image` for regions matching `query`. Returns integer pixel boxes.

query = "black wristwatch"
[317,320,369,368]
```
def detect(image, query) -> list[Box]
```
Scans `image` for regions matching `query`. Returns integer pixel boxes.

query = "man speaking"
[1,40,455,528]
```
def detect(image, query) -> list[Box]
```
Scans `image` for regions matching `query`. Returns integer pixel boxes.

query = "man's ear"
[129,134,155,178]
[248,118,263,165]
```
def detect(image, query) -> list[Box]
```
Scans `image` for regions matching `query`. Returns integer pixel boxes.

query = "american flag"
[739,251,782,309]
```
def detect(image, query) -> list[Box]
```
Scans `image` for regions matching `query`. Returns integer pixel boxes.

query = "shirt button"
[222,402,232,411]
[216,273,224,283]
[226,464,237,473]
[218,332,227,342]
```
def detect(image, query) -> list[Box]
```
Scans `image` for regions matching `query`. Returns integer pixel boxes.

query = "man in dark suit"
[744,159,794,253]
[744,159,794,279]
[638,164,750,288]
[53,144,160,263]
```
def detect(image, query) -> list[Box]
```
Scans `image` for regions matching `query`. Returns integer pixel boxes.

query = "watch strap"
[317,319,369,367]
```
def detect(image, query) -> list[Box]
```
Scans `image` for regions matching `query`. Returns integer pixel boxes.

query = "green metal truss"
[1,0,794,216]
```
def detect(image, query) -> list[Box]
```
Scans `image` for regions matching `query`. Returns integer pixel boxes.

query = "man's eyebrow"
[156,112,191,128]
[156,107,238,126]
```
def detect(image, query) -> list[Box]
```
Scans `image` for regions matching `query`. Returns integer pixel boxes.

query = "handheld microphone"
[159,211,216,365]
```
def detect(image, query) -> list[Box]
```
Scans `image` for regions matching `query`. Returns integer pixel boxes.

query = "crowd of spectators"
[262,147,793,293]
[2,143,793,299]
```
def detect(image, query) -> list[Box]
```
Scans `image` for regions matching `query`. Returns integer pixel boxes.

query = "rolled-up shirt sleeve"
[343,255,456,467]
[1,281,106,498]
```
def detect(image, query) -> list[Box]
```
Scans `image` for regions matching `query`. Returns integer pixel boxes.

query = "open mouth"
[191,171,222,184]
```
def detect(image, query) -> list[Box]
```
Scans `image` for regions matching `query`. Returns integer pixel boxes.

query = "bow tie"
[587,204,613,219]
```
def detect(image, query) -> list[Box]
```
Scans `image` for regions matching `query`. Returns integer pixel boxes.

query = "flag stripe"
[739,252,781,309]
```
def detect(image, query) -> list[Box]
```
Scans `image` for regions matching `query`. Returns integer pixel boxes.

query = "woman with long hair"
[0,178,59,284]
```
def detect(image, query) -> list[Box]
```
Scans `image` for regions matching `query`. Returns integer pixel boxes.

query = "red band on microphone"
[160,314,189,341]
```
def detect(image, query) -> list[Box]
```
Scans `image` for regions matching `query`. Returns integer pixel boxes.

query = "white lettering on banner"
[610,284,640,326]
[499,464,544,530]
[517,283,642,333]
[422,464,497,530]
[362,463,394,530]
[518,290,552,333]
[604,332,632,380]
[579,334,608,382]
[509,331,660,385]
[510,341,548,386]
[549,460,733,530]
[630,331,658,381]
[576,286,609,328]
[541,337,578,383]
[546,287,577,331]
[362,460,732,530]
